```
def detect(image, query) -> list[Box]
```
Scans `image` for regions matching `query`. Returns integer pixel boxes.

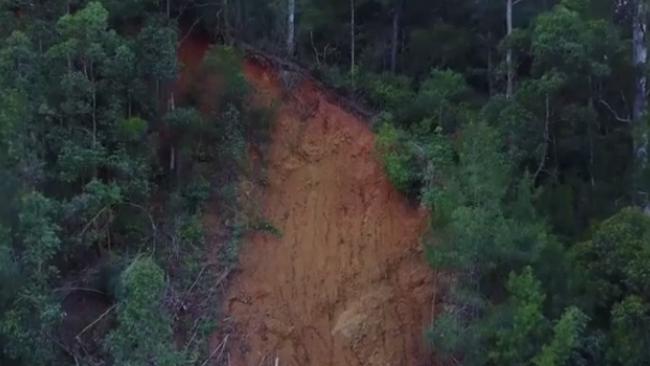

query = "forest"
[1,0,650,365]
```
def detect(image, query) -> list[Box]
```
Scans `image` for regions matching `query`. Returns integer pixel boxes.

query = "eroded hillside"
[178,33,434,366]
[225,61,434,366]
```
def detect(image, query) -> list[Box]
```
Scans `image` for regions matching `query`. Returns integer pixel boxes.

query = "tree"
[608,296,650,365]
[575,207,650,306]
[287,0,296,56]
[0,192,62,365]
[136,19,177,111]
[506,0,514,98]
[0,31,36,92]
[489,267,547,365]
[379,0,403,73]
[632,0,647,123]
[533,307,588,366]
[163,107,202,173]
[630,0,650,210]
[504,0,533,98]
[106,257,183,366]
[350,0,355,74]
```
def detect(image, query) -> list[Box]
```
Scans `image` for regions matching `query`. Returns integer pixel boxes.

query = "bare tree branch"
[534,94,551,181]
[75,304,117,340]
[201,334,229,366]
[599,99,632,123]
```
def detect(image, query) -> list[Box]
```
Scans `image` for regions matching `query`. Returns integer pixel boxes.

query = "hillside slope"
[177,33,435,366]
[224,62,434,365]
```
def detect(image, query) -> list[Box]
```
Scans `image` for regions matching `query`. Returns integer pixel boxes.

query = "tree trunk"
[487,40,494,96]
[287,0,296,57]
[350,0,356,75]
[633,0,649,211]
[92,89,96,148]
[588,80,596,188]
[633,0,647,123]
[91,62,97,150]
[169,92,176,173]
[390,1,402,73]
[128,91,132,118]
[223,0,231,44]
[506,0,513,99]
[170,146,175,171]
[236,0,243,34]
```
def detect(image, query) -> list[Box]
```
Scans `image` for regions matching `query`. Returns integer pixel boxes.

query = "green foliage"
[608,296,650,365]
[179,213,205,249]
[164,107,202,130]
[533,307,588,366]
[1,0,650,364]
[531,1,616,80]
[409,69,469,129]
[215,103,247,171]
[0,228,17,308]
[0,291,61,365]
[429,311,484,365]
[137,20,177,84]
[0,193,62,365]
[575,208,650,305]
[107,257,183,366]
[375,122,417,193]
[489,268,547,365]
[252,220,283,237]
[18,192,61,279]
[57,141,106,182]
[0,31,35,90]
[320,64,356,91]
[118,116,147,141]
[201,47,249,105]
[56,2,109,51]
[0,90,29,166]
[362,72,414,112]
[181,174,211,213]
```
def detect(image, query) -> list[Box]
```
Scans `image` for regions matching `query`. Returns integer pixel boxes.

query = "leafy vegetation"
[1,0,650,365]
[0,1,274,365]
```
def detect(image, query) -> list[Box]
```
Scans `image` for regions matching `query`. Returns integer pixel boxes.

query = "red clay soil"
[177,33,435,366]
[225,64,434,365]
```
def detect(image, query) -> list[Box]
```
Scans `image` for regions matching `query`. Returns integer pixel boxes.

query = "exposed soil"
[177,32,435,366]
[225,64,434,365]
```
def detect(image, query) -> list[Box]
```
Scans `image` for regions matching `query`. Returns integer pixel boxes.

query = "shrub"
[106,257,183,366]
[375,121,417,194]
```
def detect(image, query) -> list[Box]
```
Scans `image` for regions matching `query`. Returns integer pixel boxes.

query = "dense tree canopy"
[1,0,650,365]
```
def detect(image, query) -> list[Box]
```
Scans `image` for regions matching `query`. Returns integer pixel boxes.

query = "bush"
[375,121,418,194]
[106,257,183,366]
[361,72,414,114]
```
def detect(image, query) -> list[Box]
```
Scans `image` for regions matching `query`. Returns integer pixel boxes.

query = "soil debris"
[224,60,434,366]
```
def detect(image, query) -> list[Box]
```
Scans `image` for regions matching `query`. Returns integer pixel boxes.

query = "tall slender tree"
[390,0,402,73]
[506,0,514,98]
[350,0,356,75]
[287,0,296,57]
[632,0,649,210]
[506,0,527,98]
[633,0,647,123]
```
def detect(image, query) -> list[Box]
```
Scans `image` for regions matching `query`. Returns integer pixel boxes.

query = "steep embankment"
[227,62,434,366]
[178,33,434,366]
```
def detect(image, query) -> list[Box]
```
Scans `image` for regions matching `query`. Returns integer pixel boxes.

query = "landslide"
[226,62,435,365]
[178,32,435,366]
